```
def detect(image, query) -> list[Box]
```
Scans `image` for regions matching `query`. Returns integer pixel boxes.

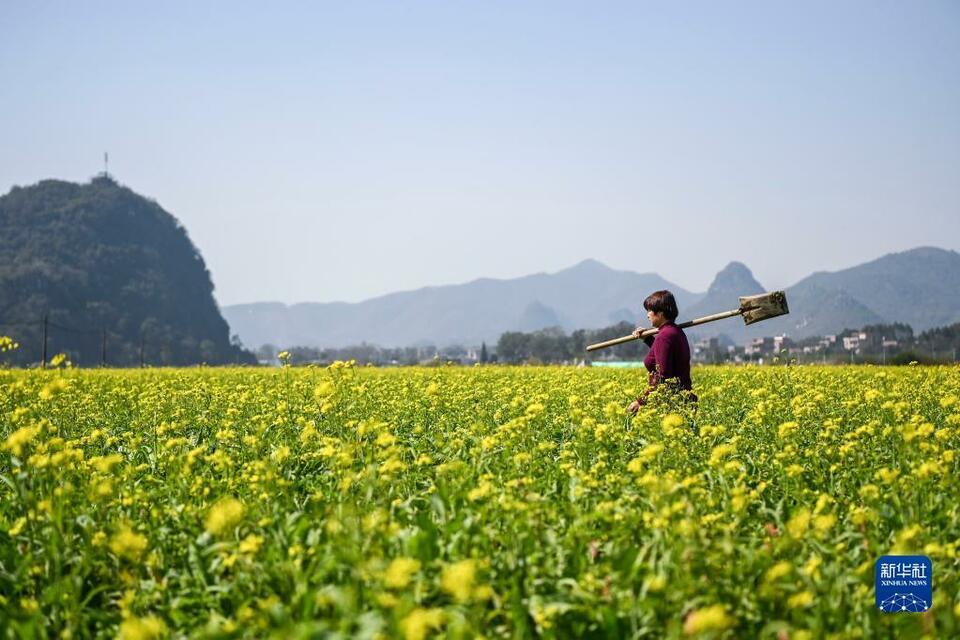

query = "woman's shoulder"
[660,323,689,342]
[661,322,682,335]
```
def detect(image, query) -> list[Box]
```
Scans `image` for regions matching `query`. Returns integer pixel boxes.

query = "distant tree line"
[496,322,648,364]
[250,322,647,368]
[254,342,489,366]
[916,322,960,358]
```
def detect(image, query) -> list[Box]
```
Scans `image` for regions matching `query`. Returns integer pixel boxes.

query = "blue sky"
[2,1,958,305]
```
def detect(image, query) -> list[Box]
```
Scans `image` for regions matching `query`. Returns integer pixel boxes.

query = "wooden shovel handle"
[586,309,743,352]
[586,328,658,352]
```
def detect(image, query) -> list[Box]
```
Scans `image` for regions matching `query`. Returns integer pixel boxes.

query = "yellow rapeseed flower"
[683,604,733,635]
[786,509,811,539]
[787,590,814,609]
[314,381,335,399]
[441,559,477,603]
[375,432,396,447]
[379,457,407,475]
[513,452,532,466]
[662,413,684,430]
[850,506,873,526]
[875,468,900,485]
[644,575,667,592]
[813,514,836,537]
[3,425,40,457]
[765,561,792,583]
[90,453,124,475]
[893,524,923,553]
[118,615,166,640]
[384,557,420,589]
[401,608,444,640]
[39,378,69,400]
[859,484,880,500]
[376,592,399,608]
[205,498,245,536]
[709,443,736,466]
[628,443,665,473]
[272,445,291,464]
[110,525,148,561]
[801,554,822,579]
[20,598,40,614]
[777,421,799,438]
[238,534,263,556]
[468,481,493,502]
[49,353,68,368]
[8,517,26,537]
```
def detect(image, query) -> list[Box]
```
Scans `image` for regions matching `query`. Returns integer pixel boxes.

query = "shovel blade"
[739,291,789,325]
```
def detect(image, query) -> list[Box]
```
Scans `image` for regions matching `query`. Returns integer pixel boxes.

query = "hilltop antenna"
[103,152,109,177]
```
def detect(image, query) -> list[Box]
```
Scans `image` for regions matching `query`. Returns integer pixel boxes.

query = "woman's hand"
[627,399,641,414]
[632,327,647,339]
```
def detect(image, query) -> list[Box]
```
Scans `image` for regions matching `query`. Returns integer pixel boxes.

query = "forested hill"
[0,176,255,366]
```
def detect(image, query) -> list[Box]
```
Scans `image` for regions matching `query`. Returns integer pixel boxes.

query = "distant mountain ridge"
[224,247,960,348]
[225,260,700,348]
[718,246,960,343]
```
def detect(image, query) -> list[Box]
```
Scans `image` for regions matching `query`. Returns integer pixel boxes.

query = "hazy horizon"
[214,247,955,308]
[3,1,958,306]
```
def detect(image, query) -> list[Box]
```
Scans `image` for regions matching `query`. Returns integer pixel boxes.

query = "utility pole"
[41,314,48,368]
[139,332,145,368]
[882,336,886,366]
[101,328,107,367]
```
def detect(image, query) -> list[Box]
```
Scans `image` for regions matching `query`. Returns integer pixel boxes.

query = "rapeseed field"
[1,363,958,638]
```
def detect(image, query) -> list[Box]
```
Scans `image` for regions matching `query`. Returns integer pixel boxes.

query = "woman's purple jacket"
[642,322,693,391]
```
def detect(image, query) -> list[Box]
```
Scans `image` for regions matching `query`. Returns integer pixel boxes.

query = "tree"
[496,332,531,364]
[530,327,571,363]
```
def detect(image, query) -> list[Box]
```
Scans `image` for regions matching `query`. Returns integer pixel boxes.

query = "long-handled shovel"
[586,291,789,352]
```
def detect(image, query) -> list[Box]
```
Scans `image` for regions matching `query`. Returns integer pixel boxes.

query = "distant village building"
[692,337,723,363]
[802,334,837,354]
[745,335,791,357]
[843,331,868,352]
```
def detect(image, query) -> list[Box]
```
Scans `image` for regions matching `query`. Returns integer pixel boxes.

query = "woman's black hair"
[643,290,679,322]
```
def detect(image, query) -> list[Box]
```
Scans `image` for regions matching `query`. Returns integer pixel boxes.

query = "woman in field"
[628,290,696,413]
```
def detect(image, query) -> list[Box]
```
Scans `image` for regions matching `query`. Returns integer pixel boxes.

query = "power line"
[48,320,101,334]
[1,315,159,367]
[0,321,37,329]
